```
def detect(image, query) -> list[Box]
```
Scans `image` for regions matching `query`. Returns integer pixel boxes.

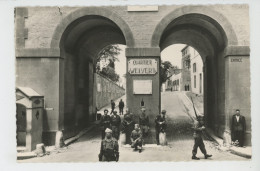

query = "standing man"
[192,115,212,160]
[139,107,149,137]
[110,100,115,114]
[121,113,135,144]
[131,124,143,153]
[119,99,124,115]
[155,110,167,145]
[111,111,121,140]
[98,128,119,162]
[100,109,111,139]
[231,109,246,147]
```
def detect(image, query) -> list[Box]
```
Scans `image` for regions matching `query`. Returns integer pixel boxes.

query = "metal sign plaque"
[128,59,157,75]
[133,80,152,94]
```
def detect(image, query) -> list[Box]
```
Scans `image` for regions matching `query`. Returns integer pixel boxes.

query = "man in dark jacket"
[99,128,119,162]
[231,109,246,147]
[111,111,121,140]
[121,113,135,144]
[139,107,149,137]
[155,110,167,145]
[100,109,111,139]
[119,99,124,115]
[192,115,212,160]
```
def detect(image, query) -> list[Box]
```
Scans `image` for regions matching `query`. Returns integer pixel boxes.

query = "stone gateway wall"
[15,5,250,146]
[95,73,125,110]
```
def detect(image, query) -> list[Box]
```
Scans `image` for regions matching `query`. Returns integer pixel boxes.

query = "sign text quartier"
[128,59,157,75]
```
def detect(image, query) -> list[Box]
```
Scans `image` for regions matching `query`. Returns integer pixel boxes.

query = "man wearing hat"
[192,115,212,160]
[111,111,121,140]
[231,109,246,147]
[139,107,150,137]
[155,110,167,145]
[100,109,111,139]
[130,124,143,153]
[99,128,119,162]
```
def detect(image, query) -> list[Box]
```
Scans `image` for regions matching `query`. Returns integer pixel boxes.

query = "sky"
[114,44,186,78]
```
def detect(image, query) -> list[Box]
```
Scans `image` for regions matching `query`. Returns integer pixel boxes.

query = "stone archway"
[53,9,132,140]
[51,7,135,49]
[151,5,238,48]
[150,7,240,142]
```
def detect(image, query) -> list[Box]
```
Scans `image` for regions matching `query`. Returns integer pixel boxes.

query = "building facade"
[180,46,191,91]
[189,46,204,95]
[15,5,251,146]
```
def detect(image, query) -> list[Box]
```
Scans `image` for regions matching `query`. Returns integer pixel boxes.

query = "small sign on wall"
[230,57,242,62]
[133,80,152,94]
[127,5,158,12]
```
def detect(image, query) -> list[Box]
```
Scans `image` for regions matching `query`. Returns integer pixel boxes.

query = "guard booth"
[16,87,44,152]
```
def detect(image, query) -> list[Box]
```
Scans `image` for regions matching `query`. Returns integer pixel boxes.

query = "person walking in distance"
[231,109,246,147]
[110,100,115,114]
[100,109,111,139]
[192,115,212,160]
[155,110,167,145]
[110,111,121,140]
[119,99,124,115]
[98,128,119,162]
[139,107,149,137]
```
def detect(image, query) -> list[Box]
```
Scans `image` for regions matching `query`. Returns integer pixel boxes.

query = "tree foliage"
[96,45,122,82]
[160,61,179,86]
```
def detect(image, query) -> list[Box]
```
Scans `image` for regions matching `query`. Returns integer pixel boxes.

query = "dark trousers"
[232,130,244,146]
[101,130,105,139]
[101,155,116,162]
[110,108,115,114]
[156,130,159,144]
[131,139,143,149]
[119,108,124,115]
[192,137,207,156]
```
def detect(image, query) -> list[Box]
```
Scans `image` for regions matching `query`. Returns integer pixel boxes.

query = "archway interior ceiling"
[160,14,228,60]
[61,15,126,61]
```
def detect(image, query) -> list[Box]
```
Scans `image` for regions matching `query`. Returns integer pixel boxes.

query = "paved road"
[20,92,246,162]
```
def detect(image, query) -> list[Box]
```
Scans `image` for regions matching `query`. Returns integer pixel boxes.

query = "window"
[194,75,196,88]
[193,63,196,73]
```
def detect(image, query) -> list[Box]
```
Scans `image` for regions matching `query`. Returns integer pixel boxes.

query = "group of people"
[99,106,167,162]
[110,99,125,115]
[98,103,246,162]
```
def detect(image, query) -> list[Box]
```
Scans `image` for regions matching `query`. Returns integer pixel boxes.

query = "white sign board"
[128,59,157,75]
[127,6,158,12]
[133,80,152,94]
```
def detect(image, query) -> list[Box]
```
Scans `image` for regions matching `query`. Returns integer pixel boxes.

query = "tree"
[160,61,179,86]
[96,45,121,70]
[100,66,120,82]
[96,44,122,82]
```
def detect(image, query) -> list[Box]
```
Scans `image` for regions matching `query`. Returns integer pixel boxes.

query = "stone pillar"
[224,46,251,146]
[125,47,161,122]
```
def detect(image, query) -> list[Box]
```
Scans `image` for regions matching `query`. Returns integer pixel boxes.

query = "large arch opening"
[157,12,230,139]
[59,14,129,139]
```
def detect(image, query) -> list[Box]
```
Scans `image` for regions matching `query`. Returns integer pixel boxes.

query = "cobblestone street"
[20,92,246,162]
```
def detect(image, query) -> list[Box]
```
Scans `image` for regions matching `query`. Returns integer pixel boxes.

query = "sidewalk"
[181,91,251,159]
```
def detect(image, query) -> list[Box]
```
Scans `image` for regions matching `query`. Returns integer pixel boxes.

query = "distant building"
[165,70,181,91]
[180,45,191,91]
[189,47,204,95]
